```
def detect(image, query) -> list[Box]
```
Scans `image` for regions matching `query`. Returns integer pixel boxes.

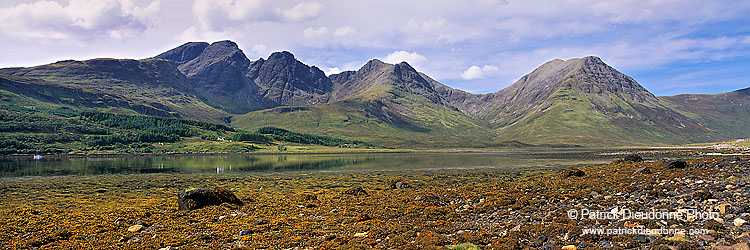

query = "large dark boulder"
[624,154,643,162]
[664,160,687,169]
[177,188,243,211]
[562,167,585,177]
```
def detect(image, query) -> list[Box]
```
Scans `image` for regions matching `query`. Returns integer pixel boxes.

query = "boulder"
[624,154,644,162]
[664,160,687,169]
[563,167,585,177]
[388,178,409,189]
[343,186,368,196]
[177,188,243,211]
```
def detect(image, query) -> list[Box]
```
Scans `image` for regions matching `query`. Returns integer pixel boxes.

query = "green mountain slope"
[233,60,496,148]
[0,59,229,123]
[432,57,716,146]
[659,87,750,139]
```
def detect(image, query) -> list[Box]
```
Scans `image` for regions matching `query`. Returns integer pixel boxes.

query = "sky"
[1,0,749,96]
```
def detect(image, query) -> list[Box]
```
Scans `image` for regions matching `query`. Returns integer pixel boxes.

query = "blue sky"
[0,0,749,96]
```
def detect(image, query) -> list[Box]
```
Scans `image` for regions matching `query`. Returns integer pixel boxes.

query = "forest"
[0,107,375,154]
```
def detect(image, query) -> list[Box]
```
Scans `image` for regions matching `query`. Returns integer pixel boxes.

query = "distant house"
[217,137,225,142]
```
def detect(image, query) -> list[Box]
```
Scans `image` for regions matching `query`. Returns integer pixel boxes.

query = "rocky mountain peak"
[154,42,209,65]
[267,51,296,62]
[210,40,240,49]
[358,59,387,72]
[246,50,332,106]
[177,40,250,78]
[582,55,604,65]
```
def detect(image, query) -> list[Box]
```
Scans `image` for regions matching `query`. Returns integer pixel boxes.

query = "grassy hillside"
[493,78,715,146]
[232,89,502,148]
[0,59,229,123]
[0,105,374,154]
[659,87,750,140]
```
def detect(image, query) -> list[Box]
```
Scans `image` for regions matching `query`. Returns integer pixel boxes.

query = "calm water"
[0,150,623,177]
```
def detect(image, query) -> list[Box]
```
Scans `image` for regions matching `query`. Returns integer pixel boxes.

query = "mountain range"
[2,40,748,148]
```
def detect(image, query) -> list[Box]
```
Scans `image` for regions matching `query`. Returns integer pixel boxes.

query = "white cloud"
[333,26,355,37]
[251,44,269,57]
[0,0,160,41]
[2,0,750,95]
[324,67,341,75]
[280,2,323,21]
[406,18,447,33]
[193,0,265,30]
[303,26,328,38]
[461,65,499,80]
[382,51,427,65]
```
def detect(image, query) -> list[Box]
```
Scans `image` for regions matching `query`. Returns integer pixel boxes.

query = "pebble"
[717,203,732,214]
[715,242,750,250]
[734,218,747,227]
[126,237,141,243]
[353,232,368,237]
[699,234,715,241]
[562,245,577,250]
[127,225,143,233]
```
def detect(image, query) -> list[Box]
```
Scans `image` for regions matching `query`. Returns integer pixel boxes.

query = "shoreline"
[1,146,738,160]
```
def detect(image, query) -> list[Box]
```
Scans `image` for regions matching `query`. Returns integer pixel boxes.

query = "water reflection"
[0,151,619,178]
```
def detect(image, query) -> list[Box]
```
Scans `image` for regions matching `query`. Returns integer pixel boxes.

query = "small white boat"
[33,155,44,160]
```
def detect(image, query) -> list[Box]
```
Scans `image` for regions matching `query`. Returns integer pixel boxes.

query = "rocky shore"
[0,155,748,249]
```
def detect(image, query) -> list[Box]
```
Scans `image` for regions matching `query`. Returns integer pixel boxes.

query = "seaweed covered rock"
[343,186,368,196]
[388,178,409,189]
[624,154,643,162]
[634,167,651,175]
[562,167,585,177]
[177,188,243,211]
[664,160,687,169]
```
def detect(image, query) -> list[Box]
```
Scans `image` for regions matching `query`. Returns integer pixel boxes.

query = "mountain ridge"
[2,40,748,147]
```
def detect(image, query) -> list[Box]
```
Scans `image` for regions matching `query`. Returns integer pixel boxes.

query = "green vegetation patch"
[257,126,375,148]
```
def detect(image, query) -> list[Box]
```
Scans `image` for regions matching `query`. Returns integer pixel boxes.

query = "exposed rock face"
[177,188,243,211]
[171,40,261,113]
[247,51,333,107]
[329,70,356,87]
[156,43,337,113]
[154,42,210,65]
